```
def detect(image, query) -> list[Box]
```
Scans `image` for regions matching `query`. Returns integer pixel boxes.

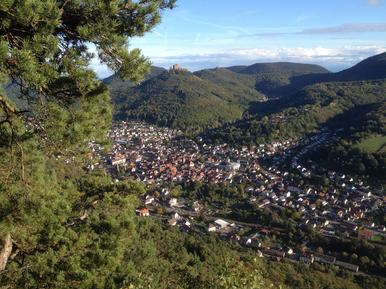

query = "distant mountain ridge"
[231,62,329,75]
[205,52,386,150]
[285,52,386,95]
[334,52,386,81]
[227,54,386,98]
[104,52,386,132]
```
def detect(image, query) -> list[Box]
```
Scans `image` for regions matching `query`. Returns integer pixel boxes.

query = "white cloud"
[299,23,386,34]
[368,0,381,6]
[148,46,386,72]
[88,41,386,78]
[229,22,386,39]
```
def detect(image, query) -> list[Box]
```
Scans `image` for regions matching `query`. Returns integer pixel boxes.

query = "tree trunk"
[0,233,13,271]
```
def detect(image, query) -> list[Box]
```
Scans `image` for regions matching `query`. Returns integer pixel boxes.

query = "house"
[259,229,270,236]
[168,218,177,226]
[261,248,285,259]
[286,248,294,255]
[229,162,241,171]
[299,254,314,264]
[342,221,358,231]
[208,224,217,232]
[335,260,359,272]
[111,156,126,166]
[192,201,203,212]
[257,199,270,208]
[169,198,178,207]
[357,228,375,240]
[139,207,150,217]
[162,188,170,196]
[214,219,233,230]
[184,219,191,227]
[314,253,336,264]
[287,186,302,193]
[145,195,155,205]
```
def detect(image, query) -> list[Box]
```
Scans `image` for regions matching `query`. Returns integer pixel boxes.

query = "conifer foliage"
[0,1,175,288]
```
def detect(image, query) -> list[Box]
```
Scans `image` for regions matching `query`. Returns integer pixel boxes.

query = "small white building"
[193,201,203,212]
[169,198,178,207]
[208,224,217,232]
[145,196,155,205]
[111,157,126,166]
[168,218,177,226]
[214,219,233,229]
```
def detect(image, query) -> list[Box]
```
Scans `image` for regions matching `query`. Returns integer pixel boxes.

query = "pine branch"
[0,94,29,125]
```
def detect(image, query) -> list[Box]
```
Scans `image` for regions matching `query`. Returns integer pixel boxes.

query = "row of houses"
[260,249,359,272]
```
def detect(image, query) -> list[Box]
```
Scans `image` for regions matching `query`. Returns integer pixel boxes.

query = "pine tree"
[0,1,175,287]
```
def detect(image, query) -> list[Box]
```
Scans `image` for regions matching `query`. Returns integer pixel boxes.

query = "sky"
[93,0,386,78]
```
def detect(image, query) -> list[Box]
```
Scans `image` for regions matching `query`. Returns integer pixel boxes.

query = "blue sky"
[94,0,386,77]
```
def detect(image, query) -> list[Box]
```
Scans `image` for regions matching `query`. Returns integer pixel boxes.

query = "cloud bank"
[92,45,386,78]
[149,46,386,72]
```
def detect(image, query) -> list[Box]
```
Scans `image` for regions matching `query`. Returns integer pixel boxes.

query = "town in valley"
[87,121,385,273]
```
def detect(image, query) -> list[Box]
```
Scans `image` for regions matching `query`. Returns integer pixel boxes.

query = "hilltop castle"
[169,64,188,73]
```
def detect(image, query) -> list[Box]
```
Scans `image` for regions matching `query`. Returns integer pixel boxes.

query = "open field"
[356,135,386,153]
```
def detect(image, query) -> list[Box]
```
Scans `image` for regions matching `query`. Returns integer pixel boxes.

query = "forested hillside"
[113,68,265,132]
[108,62,330,128]
[194,67,266,105]
[310,100,386,183]
[229,62,330,98]
[264,52,386,98]
[235,62,329,75]
[204,61,386,184]
[106,52,386,158]
[105,66,167,103]
[223,52,386,99]
[207,79,386,145]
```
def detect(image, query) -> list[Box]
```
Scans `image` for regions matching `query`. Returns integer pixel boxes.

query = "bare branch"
[0,233,13,272]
